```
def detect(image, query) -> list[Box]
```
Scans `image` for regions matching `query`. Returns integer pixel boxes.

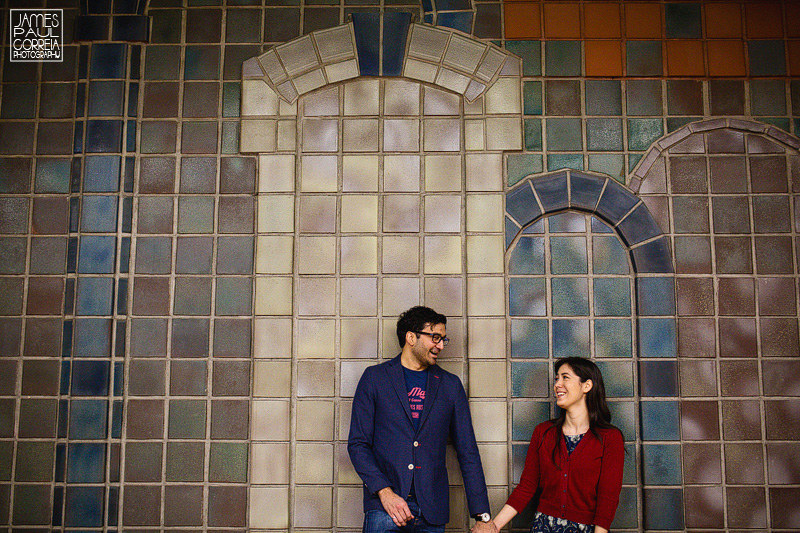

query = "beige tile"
[340,277,378,316]
[425,195,462,233]
[437,319,465,360]
[253,317,293,359]
[277,119,296,151]
[486,117,522,151]
[470,401,508,442]
[297,277,336,315]
[300,155,338,192]
[424,235,462,274]
[438,360,464,382]
[303,85,339,116]
[250,486,289,528]
[404,58,437,84]
[382,235,420,274]
[448,489,467,528]
[468,361,507,397]
[296,399,335,441]
[256,235,294,274]
[467,277,505,316]
[343,155,379,192]
[385,79,421,116]
[478,443,509,485]
[240,119,277,153]
[466,235,505,274]
[259,154,295,192]
[341,195,378,232]
[297,319,336,358]
[343,119,379,152]
[382,317,401,357]
[382,277,420,316]
[466,154,503,191]
[297,236,337,274]
[340,360,374,397]
[341,318,379,359]
[424,86,460,115]
[425,155,462,192]
[468,318,506,359]
[338,400,353,441]
[424,277,463,317]
[299,196,337,233]
[242,79,280,116]
[297,360,335,396]
[294,486,333,528]
[487,485,508,512]
[466,194,504,231]
[251,399,290,440]
[251,442,289,483]
[253,360,292,397]
[255,277,293,315]
[384,155,421,192]
[337,486,365,528]
[384,119,420,152]
[445,441,464,485]
[383,195,420,233]
[485,77,521,115]
[341,236,378,275]
[423,118,461,152]
[464,94,484,115]
[464,119,485,151]
[344,78,380,116]
[258,195,294,233]
[279,97,297,116]
[295,443,334,483]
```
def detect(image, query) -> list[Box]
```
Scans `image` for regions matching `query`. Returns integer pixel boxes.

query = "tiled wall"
[1,0,799,531]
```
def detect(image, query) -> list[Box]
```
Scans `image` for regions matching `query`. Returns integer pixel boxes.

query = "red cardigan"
[506,421,624,530]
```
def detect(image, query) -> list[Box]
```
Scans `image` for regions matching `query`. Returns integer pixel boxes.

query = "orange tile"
[705,3,742,39]
[624,2,662,39]
[745,2,783,39]
[504,3,541,39]
[585,41,624,77]
[789,41,800,76]
[585,3,622,39]
[788,4,800,38]
[543,2,581,39]
[707,41,746,77]
[666,40,705,77]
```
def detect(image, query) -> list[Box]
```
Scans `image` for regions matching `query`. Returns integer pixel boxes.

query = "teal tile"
[177,196,215,233]
[550,236,587,274]
[749,40,786,77]
[168,399,207,439]
[596,361,633,397]
[523,81,542,115]
[759,117,791,131]
[524,119,542,151]
[547,153,583,171]
[593,278,631,316]
[215,277,252,315]
[627,118,664,151]
[588,154,625,180]
[509,277,546,316]
[511,361,549,398]
[628,153,643,172]
[551,277,589,316]
[585,80,622,116]
[665,3,701,38]
[512,401,549,440]
[643,443,682,484]
[507,154,543,186]
[666,117,700,132]
[545,41,580,76]
[643,488,684,530]
[594,319,633,358]
[508,235,545,274]
[586,118,623,151]
[641,400,680,440]
[35,158,72,193]
[626,41,662,77]
[613,486,638,529]
[221,121,239,154]
[505,40,541,76]
[222,82,240,118]
[545,118,582,151]
[511,318,548,358]
[209,442,248,482]
[552,318,589,358]
[609,401,636,441]
[626,80,662,116]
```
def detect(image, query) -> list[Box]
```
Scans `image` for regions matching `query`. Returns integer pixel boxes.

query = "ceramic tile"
[300,155,337,192]
[342,118,379,152]
[254,277,293,316]
[486,117,522,150]
[383,155,420,192]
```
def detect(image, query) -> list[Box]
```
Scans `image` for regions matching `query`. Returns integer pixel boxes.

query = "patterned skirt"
[530,511,595,533]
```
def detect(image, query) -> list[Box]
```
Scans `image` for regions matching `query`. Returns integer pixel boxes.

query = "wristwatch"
[474,513,491,522]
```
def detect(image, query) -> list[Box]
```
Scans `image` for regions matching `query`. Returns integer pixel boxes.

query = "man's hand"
[471,519,499,533]
[377,487,413,527]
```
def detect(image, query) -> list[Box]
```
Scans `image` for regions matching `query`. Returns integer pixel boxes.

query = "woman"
[491,357,624,533]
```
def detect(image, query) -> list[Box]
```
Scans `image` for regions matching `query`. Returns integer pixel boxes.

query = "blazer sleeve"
[505,423,544,513]
[592,428,625,530]
[347,368,392,496]
[449,376,490,516]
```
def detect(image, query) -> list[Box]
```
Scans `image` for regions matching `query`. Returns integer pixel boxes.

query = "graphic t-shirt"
[403,366,428,433]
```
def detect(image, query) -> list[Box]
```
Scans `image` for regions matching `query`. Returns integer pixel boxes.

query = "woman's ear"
[582,379,594,393]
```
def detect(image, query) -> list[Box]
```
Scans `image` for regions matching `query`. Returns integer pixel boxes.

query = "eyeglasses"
[414,331,450,346]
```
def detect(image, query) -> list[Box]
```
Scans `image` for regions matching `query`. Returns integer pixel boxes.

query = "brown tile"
[124,442,163,482]
[760,317,799,357]
[678,318,716,358]
[138,157,176,194]
[183,82,219,118]
[18,398,57,438]
[26,277,64,315]
[170,360,208,396]
[727,486,767,528]
[142,82,179,118]
[719,318,758,357]
[765,400,800,439]
[720,360,760,396]
[213,318,251,358]
[681,400,720,440]
[758,277,796,315]
[171,318,210,358]
[0,360,18,395]
[132,277,171,316]
[712,196,750,234]
[126,399,165,439]
[676,277,714,316]
[722,399,762,439]
[762,359,800,396]
[770,487,800,529]
[750,155,789,193]
[181,121,218,154]
[717,277,755,315]
[31,197,69,234]
[755,236,793,274]
[212,360,251,397]
[0,318,22,357]
[706,129,745,154]
[218,196,254,233]
[674,236,712,274]
[130,318,168,357]
[667,80,704,115]
[136,196,174,234]
[715,236,753,274]
[210,399,249,439]
[123,485,162,526]
[766,442,800,484]
[165,485,204,526]
[753,195,791,233]
[208,486,246,527]
[669,156,708,193]
[128,359,166,396]
[36,122,73,154]
[684,485,723,528]
[682,442,721,483]
[709,156,747,193]
[220,157,256,194]
[545,80,581,115]
[672,196,709,233]
[23,317,62,357]
[21,360,59,396]
[186,9,222,43]
[725,443,765,484]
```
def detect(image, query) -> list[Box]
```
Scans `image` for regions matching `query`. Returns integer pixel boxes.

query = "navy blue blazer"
[347,355,490,525]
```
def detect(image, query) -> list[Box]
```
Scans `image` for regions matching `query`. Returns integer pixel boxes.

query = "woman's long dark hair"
[546,357,614,466]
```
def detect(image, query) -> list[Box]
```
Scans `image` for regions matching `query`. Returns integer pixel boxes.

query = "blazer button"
[413,441,419,447]
[408,464,414,470]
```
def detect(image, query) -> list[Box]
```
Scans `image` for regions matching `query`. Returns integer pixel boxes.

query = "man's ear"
[405,330,417,346]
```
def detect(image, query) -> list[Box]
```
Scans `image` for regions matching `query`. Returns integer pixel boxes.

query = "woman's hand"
[489,504,518,531]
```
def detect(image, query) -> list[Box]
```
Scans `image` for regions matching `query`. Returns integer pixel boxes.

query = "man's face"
[409,322,446,370]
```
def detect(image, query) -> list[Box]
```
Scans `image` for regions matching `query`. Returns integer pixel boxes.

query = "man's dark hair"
[396,306,447,348]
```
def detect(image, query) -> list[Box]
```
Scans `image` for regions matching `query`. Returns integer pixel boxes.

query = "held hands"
[377,487,414,527]
[471,519,499,533]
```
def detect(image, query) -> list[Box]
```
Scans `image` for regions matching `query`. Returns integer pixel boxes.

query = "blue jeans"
[363,497,445,533]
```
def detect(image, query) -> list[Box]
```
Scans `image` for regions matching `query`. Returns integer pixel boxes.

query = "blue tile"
[595,179,638,224]
[62,320,74,357]
[69,399,108,439]
[638,318,677,359]
[592,235,629,274]
[78,236,116,274]
[568,172,605,212]
[511,318,548,358]
[597,361,634,397]
[71,360,110,396]
[76,277,114,316]
[66,443,106,483]
[121,197,133,233]
[72,321,109,360]
[613,486,638,529]
[642,444,682,485]
[592,217,614,234]
[508,236,545,274]
[114,362,124,396]
[523,219,544,234]
[552,277,589,316]
[665,3,701,38]
[640,400,680,440]
[512,401,549,440]
[552,318,589,358]
[352,13,380,76]
[749,40,786,77]
[86,120,123,153]
[545,41,580,76]
[506,41,541,76]
[76,82,86,118]
[84,155,121,192]
[636,277,675,315]
[116,278,128,314]
[35,158,72,193]
[643,488,684,530]
[616,203,662,246]
[547,153,583,171]
[594,278,631,316]
[505,217,520,249]
[55,443,66,482]
[126,119,136,151]
[639,360,678,397]
[73,121,84,154]
[550,236,587,274]
[531,171,568,212]
[64,485,105,527]
[128,81,140,118]
[509,277,546,316]
[382,12,412,76]
[436,11,472,34]
[506,182,542,227]
[81,196,118,233]
[112,399,123,438]
[630,237,674,273]
[511,361,549,398]
[90,43,127,79]
[594,319,632,358]
[507,154,543,186]
[60,361,71,394]
[88,81,125,116]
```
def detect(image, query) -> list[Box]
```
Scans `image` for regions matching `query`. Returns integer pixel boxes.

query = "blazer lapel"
[387,356,414,426]
[417,365,441,431]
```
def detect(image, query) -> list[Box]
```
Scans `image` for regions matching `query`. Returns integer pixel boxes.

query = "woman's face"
[554,364,592,411]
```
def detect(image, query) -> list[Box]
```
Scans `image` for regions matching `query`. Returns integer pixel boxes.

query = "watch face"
[478,513,491,522]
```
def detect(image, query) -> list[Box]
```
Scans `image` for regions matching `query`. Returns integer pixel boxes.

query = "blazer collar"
[386,354,441,431]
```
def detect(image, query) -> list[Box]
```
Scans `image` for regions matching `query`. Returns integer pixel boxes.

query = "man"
[348,306,497,533]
